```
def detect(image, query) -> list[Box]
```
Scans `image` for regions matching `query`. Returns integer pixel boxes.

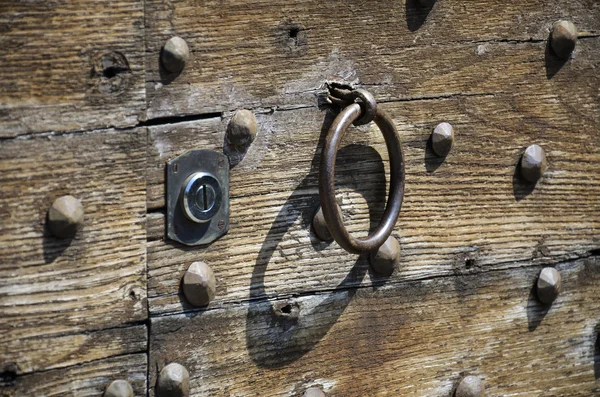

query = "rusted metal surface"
[327,87,378,126]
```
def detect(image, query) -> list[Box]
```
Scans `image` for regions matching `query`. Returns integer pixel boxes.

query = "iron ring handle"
[318,102,405,254]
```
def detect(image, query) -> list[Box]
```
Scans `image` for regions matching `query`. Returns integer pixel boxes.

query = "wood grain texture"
[1,1,599,394]
[1,353,147,397]
[146,66,600,315]
[1,324,147,377]
[0,0,145,137]
[149,258,600,397]
[0,128,148,375]
[144,0,600,119]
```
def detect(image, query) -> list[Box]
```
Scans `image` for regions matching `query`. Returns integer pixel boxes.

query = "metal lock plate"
[166,149,229,246]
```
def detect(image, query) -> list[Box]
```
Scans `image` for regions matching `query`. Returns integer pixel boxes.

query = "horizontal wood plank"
[1,352,147,397]
[148,257,600,396]
[145,0,600,119]
[146,53,600,314]
[0,128,148,374]
[0,1,145,137]
[1,324,146,376]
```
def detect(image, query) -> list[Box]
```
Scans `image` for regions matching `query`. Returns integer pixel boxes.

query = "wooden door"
[1,1,600,396]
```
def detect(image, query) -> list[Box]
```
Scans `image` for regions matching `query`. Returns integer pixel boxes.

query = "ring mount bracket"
[167,149,230,246]
[327,86,377,126]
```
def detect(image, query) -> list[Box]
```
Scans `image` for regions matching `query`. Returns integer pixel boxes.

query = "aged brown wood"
[146,76,600,315]
[0,1,145,137]
[1,0,599,395]
[1,324,147,376]
[148,257,600,396]
[144,0,599,120]
[1,353,147,396]
[0,128,148,386]
[146,36,600,209]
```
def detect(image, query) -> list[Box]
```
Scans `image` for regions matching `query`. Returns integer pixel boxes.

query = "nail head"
[455,375,485,397]
[432,122,454,157]
[48,195,84,238]
[104,380,134,397]
[182,261,216,307]
[369,236,401,276]
[303,387,326,397]
[227,110,258,150]
[537,267,561,305]
[520,144,547,183]
[156,363,190,397]
[312,204,342,242]
[162,36,190,73]
[551,20,577,59]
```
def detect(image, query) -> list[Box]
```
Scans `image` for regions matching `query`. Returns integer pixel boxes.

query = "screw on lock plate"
[166,149,229,246]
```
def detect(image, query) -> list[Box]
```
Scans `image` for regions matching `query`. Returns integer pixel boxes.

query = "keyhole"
[194,184,216,213]
[181,172,221,224]
[202,185,208,210]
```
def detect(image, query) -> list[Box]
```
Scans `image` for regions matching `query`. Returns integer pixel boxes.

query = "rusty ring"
[319,103,405,254]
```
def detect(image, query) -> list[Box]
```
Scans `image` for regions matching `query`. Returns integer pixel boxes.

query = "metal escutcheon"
[167,149,229,246]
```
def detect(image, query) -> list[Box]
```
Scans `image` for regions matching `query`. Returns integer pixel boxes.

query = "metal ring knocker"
[319,88,405,254]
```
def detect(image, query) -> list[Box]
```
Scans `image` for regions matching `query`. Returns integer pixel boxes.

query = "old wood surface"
[1,324,147,378]
[0,128,148,388]
[1,353,147,397]
[149,258,600,396]
[146,66,600,315]
[1,0,600,395]
[144,0,600,120]
[0,0,145,137]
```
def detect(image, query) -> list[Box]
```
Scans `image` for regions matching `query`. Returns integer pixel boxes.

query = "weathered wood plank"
[0,128,147,374]
[1,353,147,397]
[1,324,146,376]
[146,38,600,206]
[145,0,600,119]
[0,0,145,137]
[146,62,600,315]
[148,258,600,396]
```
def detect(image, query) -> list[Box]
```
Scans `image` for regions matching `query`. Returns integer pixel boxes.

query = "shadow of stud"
[405,0,437,32]
[512,159,537,201]
[526,282,551,332]
[545,38,568,80]
[424,135,446,173]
